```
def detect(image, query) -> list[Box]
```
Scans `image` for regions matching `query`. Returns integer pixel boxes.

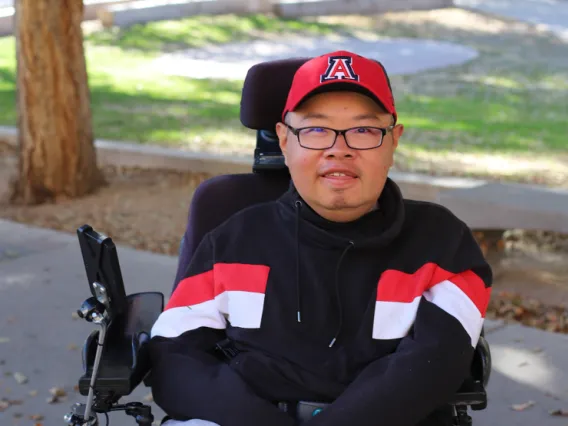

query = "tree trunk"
[11,0,105,205]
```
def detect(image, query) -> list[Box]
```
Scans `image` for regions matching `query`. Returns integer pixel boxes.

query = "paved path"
[1,219,568,426]
[154,0,568,80]
[154,35,479,80]
[455,0,568,41]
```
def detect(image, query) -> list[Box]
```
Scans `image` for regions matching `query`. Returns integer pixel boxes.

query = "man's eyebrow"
[299,112,392,125]
[352,113,381,121]
[300,112,330,123]
[300,112,379,122]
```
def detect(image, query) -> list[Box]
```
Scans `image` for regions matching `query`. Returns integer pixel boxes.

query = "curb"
[0,125,252,176]
[3,125,568,233]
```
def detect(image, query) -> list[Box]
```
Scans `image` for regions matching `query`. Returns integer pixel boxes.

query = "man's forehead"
[290,109,394,125]
[298,112,384,121]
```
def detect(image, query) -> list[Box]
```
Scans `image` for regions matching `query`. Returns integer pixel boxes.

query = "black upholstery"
[240,57,311,131]
[173,173,290,290]
[172,57,313,289]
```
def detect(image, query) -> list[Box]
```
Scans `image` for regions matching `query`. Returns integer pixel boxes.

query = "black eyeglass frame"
[284,123,395,150]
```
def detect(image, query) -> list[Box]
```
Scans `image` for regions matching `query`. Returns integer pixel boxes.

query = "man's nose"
[324,133,353,157]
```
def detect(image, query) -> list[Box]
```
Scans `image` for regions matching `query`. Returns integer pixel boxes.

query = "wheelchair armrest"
[451,335,491,411]
[472,334,491,388]
[78,291,164,398]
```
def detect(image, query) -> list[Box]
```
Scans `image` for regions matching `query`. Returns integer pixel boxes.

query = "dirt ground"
[1,141,567,333]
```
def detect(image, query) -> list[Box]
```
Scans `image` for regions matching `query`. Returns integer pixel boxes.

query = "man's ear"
[391,124,404,149]
[275,121,289,160]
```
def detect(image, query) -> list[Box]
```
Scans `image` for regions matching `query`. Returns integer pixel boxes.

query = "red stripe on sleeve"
[165,270,216,310]
[214,263,270,294]
[377,263,440,303]
[450,271,492,315]
[164,263,270,311]
[377,263,490,314]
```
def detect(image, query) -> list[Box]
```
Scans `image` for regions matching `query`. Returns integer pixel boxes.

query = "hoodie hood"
[277,177,405,250]
[276,177,406,347]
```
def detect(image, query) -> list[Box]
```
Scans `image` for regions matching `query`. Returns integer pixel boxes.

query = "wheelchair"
[65,57,492,426]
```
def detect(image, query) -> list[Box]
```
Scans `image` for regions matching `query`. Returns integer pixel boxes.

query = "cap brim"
[294,82,389,114]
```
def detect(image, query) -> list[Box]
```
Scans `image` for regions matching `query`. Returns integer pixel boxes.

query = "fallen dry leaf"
[550,409,568,417]
[0,398,10,411]
[487,291,568,335]
[50,387,67,398]
[29,390,38,397]
[47,386,67,404]
[46,395,58,404]
[13,372,28,384]
[29,414,44,421]
[512,400,535,411]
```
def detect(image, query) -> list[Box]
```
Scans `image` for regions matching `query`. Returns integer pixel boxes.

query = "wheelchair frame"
[64,143,492,426]
[65,56,492,426]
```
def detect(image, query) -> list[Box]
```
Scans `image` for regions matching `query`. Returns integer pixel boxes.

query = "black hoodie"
[148,178,492,426]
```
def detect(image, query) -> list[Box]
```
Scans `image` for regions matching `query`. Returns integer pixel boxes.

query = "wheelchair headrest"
[241,57,311,131]
[240,57,311,173]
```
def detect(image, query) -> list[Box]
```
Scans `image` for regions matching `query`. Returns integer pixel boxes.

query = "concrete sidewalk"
[1,219,568,425]
[154,36,478,81]
[455,0,568,41]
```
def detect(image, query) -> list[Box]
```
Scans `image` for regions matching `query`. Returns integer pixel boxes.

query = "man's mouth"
[326,172,352,177]
[322,171,358,179]
[320,170,359,188]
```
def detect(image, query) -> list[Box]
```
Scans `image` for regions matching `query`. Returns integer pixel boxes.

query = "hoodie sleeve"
[305,223,493,426]
[148,233,296,426]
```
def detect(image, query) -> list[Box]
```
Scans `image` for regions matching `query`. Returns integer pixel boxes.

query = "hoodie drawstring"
[294,200,355,348]
[329,240,355,348]
[295,200,303,323]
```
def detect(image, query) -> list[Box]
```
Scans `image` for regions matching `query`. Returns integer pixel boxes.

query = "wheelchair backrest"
[172,54,395,291]
[243,57,311,173]
[173,172,290,289]
[172,57,310,290]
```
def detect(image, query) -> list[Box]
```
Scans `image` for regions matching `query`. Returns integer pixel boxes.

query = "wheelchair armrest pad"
[79,330,151,396]
[452,335,491,410]
[79,291,163,397]
[472,335,491,387]
[79,327,153,397]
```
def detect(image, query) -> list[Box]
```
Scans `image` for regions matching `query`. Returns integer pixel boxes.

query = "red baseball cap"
[282,50,397,123]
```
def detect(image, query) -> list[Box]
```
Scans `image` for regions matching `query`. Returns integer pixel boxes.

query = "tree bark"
[11,0,105,205]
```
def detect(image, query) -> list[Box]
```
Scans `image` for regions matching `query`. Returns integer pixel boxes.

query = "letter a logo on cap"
[320,56,359,83]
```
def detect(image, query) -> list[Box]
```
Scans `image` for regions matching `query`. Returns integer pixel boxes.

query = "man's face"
[276,90,404,223]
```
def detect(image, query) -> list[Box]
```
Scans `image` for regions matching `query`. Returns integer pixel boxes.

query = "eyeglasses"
[284,124,394,150]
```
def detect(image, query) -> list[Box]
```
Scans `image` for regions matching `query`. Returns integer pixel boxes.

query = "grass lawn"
[0,11,566,183]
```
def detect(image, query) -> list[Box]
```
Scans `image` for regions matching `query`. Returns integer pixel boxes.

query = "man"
[148,50,492,426]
